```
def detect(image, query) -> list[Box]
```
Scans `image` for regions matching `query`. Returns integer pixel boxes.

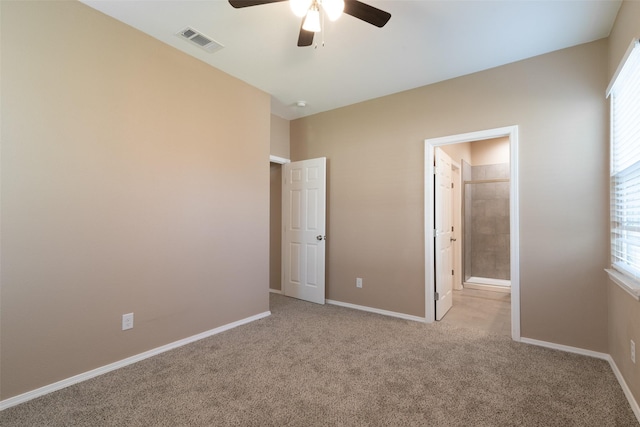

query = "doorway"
[424,126,520,341]
[269,156,327,305]
[269,160,285,294]
[281,158,327,304]
[461,139,511,291]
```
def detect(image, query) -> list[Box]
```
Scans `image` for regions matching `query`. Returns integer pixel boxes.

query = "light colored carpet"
[1,293,636,426]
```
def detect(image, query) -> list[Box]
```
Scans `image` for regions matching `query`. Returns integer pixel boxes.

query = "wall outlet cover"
[122,313,134,331]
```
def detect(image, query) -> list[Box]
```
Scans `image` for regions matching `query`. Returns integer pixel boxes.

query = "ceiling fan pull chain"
[314,7,324,49]
[320,5,325,48]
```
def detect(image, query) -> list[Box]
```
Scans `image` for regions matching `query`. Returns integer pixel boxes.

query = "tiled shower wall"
[463,162,510,281]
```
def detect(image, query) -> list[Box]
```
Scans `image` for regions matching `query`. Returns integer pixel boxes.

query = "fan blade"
[229,0,287,8]
[343,0,391,27]
[297,22,314,47]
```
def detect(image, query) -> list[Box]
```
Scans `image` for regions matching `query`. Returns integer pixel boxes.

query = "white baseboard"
[269,288,282,294]
[326,299,426,323]
[465,276,511,288]
[463,282,511,294]
[521,337,640,423]
[0,310,271,411]
[607,354,640,422]
[520,337,610,360]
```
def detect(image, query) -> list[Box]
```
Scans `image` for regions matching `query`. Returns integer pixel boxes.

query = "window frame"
[606,38,640,300]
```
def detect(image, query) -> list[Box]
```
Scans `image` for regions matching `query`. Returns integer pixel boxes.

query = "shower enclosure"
[462,161,510,290]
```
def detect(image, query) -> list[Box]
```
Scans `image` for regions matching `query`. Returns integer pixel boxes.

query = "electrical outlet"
[631,340,636,364]
[122,313,134,331]
[356,277,363,288]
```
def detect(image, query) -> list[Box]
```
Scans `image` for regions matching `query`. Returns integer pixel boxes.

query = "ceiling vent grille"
[177,27,224,53]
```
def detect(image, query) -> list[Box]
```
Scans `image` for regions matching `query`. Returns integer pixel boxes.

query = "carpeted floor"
[1,293,637,426]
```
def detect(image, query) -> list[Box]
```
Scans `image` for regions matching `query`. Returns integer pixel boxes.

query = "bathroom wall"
[466,163,511,281]
[471,136,510,165]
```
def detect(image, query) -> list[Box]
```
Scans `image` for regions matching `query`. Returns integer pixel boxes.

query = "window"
[608,39,640,297]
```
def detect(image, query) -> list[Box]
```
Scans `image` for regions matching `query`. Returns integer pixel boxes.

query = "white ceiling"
[82,0,621,120]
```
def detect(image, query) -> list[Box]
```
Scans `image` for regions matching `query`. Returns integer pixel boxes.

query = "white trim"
[465,276,511,287]
[520,337,609,360]
[326,299,426,323]
[463,282,511,294]
[522,337,640,423]
[269,155,290,164]
[607,38,640,97]
[606,268,640,301]
[424,126,521,341]
[269,288,283,294]
[608,354,640,422]
[509,126,521,340]
[0,311,271,411]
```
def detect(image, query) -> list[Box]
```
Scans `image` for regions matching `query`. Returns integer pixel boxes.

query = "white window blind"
[609,39,640,282]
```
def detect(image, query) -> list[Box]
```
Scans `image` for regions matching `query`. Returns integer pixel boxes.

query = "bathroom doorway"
[460,138,511,293]
[425,126,520,341]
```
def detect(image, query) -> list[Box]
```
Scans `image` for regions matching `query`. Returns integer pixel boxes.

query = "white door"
[435,148,454,320]
[282,158,326,304]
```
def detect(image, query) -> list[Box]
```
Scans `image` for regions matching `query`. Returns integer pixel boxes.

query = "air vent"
[177,27,224,53]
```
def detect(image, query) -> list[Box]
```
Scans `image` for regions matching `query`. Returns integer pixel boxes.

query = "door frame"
[424,125,520,341]
[270,155,290,165]
[451,160,462,291]
[269,155,290,295]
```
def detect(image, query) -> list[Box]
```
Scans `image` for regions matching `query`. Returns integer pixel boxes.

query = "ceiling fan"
[228,0,391,47]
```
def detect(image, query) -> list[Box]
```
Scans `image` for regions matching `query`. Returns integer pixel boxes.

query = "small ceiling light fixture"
[294,0,345,33]
[322,0,345,21]
[290,0,312,17]
[296,101,307,107]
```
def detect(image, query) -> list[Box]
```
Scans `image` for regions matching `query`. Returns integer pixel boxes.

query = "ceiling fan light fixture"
[290,0,312,17]
[321,0,344,21]
[302,6,321,32]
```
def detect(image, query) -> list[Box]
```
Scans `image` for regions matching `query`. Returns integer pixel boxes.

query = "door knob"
[316,235,325,241]
[450,237,457,242]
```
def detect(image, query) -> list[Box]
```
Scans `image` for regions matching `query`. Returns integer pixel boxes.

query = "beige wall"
[440,142,471,166]
[270,163,282,291]
[471,137,510,166]
[291,39,609,351]
[607,0,640,408]
[270,114,290,159]
[608,283,640,406]
[0,1,270,400]
[269,115,289,292]
[439,136,510,169]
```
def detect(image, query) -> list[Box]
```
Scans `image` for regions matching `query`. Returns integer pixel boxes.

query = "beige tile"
[472,216,495,235]
[495,216,510,234]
